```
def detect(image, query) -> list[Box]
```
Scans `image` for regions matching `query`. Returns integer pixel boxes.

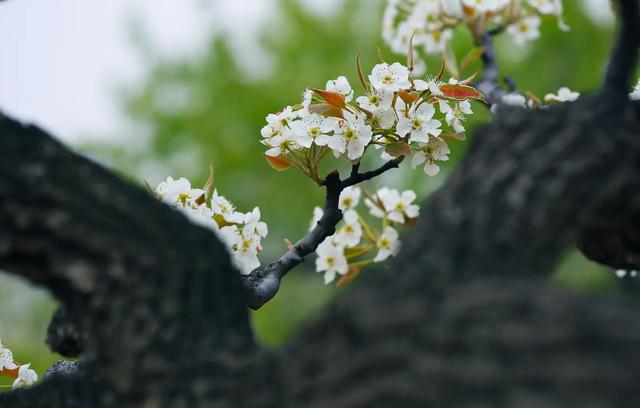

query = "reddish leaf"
[311,88,346,108]
[385,141,412,157]
[337,266,363,288]
[439,83,486,102]
[265,154,290,171]
[308,103,344,118]
[398,90,420,104]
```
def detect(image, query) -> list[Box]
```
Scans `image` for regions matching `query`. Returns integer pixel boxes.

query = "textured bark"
[2,2,640,406]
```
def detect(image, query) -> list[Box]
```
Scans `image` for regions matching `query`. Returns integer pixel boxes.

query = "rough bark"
[2,2,640,407]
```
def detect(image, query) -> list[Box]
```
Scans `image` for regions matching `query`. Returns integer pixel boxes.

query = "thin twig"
[241,158,403,309]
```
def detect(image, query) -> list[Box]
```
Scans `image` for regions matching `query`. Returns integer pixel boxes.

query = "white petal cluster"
[11,363,38,390]
[365,187,420,224]
[155,176,268,275]
[411,137,451,176]
[0,340,38,391]
[383,0,566,63]
[0,340,17,371]
[261,61,479,178]
[544,87,580,103]
[311,186,419,285]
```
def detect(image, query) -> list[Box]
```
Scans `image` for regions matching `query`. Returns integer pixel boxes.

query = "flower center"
[382,74,394,84]
[343,128,356,140]
[411,119,423,130]
[326,256,335,266]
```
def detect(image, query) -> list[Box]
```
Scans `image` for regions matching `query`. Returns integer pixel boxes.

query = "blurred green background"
[1,0,634,389]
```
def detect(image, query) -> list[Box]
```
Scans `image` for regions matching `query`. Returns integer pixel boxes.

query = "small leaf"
[398,90,420,104]
[265,154,290,171]
[442,45,459,78]
[435,58,446,82]
[308,103,343,118]
[385,141,412,157]
[312,88,346,108]
[441,132,466,141]
[407,29,417,72]
[460,47,485,71]
[203,161,215,197]
[439,83,486,102]
[337,266,363,288]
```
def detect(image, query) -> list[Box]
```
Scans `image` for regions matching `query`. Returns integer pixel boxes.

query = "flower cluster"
[383,0,566,65]
[155,176,268,275]
[261,61,483,179]
[311,186,419,285]
[0,340,38,390]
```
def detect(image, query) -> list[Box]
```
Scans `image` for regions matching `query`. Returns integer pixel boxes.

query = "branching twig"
[604,0,640,94]
[474,32,506,106]
[241,157,404,310]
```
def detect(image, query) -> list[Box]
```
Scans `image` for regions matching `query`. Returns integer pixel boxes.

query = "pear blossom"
[414,78,443,96]
[326,111,373,160]
[371,109,397,131]
[335,210,362,248]
[326,76,354,102]
[11,363,38,390]
[529,0,563,15]
[411,137,451,176]
[365,187,420,223]
[301,88,314,111]
[264,129,302,158]
[356,90,394,113]
[315,237,348,284]
[544,87,580,103]
[155,177,205,208]
[374,226,401,262]
[219,225,261,275]
[178,204,218,231]
[290,113,329,148]
[339,186,361,210]
[420,28,453,54]
[261,106,297,139]
[396,102,442,143]
[439,100,472,133]
[369,62,411,93]
[242,207,268,240]
[507,15,541,46]
[309,206,324,232]
[0,340,17,371]
[630,80,640,101]
[211,190,244,223]
[462,0,510,13]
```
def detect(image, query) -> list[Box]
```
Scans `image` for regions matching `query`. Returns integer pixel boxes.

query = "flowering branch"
[242,158,403,310]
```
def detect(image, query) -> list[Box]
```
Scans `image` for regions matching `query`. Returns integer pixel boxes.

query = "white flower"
[260,106,297,139]
[326,76,354,102]
[419,28,453,54]
[414,78,443,96]
[325,111,373,160]
[155,177,205,208]
[501,93,528,107]
[370,109,397,131]
[396,101,442,143]
[242,207,268,240]
[309,206,324,232]
[264,128,301,157]
[210,190,244,224]
[0,341,17,371]
[289,113,329,148]
[11,363,37,390]
[374,226,401,262]
[301,88,314,111]
[506,15,541,46]
[411,137,451,176]
[529,0,562,15]
[630,80,640,101]
[178,204,218,232]
[339,186,361,210]
[462,0,510,13]
[365,187,420,223]
[369,62,411,93]
[544,87,580,103]
[315,237,348,284]
[356,89,394,113]
[335,210,362,248]
[438,99,472,133]
[219,225,261,275]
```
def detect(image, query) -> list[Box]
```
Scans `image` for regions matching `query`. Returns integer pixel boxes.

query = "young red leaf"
[337,266,363,288]
[439,83,486,102]
[312,88,346,108]
[265,154,290,171]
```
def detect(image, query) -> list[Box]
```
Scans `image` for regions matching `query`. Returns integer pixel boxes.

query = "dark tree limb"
[241,157,404,310]
[604,0,640,94]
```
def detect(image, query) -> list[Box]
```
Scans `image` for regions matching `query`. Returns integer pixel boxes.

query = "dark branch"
[241,158,403,310]
[474,32,506,106]
[604,0,640,94]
